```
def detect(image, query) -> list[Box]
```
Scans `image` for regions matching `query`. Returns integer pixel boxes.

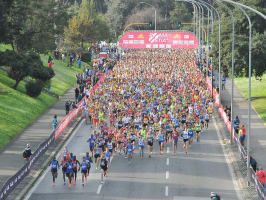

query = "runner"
[65,159,73,188]
[138,135,145,158]
[72,156,81,184]
[80,156,88,186]
[61,156,67,185]
[195,121,202,142]
[172,127,179,154]
[147,132,154,158]
[182,128,189,154]
[100,154,108,184]
[158,129,165,155]
[50,157,59,186]
[127,139,134,164]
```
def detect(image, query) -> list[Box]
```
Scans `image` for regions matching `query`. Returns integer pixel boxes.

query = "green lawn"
[235,74,266,124]
[40,55,84,95]
[0,45,85,149]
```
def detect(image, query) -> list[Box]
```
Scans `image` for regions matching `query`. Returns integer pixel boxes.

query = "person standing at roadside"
[239,125,246,146]
[52,115,58,131]
[256,167,266,189]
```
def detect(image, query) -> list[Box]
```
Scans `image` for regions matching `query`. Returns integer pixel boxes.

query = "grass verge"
[0,45,85,149]
[235,74,266,123]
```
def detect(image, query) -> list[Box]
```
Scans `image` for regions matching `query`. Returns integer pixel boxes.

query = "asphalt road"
[25,118,242,200]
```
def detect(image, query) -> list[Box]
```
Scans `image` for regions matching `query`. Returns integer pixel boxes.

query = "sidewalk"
[219,78,266,170]
[0,87,76,188]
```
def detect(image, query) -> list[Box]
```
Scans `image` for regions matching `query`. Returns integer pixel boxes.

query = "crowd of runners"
[49,48,214,188]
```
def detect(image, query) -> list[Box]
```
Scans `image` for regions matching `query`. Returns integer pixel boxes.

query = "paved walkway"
[219,78,266,170]
[0,87,76,188]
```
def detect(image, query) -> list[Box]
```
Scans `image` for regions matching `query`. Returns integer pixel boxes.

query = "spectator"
[78,58,82,68]
[239,125,246,146]
[72,101,77,109]
[75,88,79,103]
[222,75,226,90]
[48,56,53,63]
[23,144,32,160]
[52,115,58,131]
[256,167,266,188]
[250,156,257,172]
[65,101,70,115]
[233,116,240,135]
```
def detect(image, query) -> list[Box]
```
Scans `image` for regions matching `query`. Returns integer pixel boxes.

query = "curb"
[213,109,256,200]
[12,116,83,200]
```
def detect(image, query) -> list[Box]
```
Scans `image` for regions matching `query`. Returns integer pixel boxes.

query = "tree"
[125,7,165,31]
[105,0,138,37]
[64,0,110,47]
[210,1,266,78]
[0,50,54,90]
[169,2,193,30]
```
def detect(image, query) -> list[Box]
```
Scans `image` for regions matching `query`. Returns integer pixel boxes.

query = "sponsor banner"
[119,32,198,49]
[0,133,54,200]
[54,73,106,140]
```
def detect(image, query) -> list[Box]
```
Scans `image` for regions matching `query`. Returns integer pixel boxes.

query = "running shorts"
[148,141,153,146]
[94,153,100,159]
[183,138,189,143]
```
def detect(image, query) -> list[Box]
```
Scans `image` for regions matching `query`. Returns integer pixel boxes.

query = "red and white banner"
[206,76,234,140]
[54,73,106,140]
[119,31,199,49]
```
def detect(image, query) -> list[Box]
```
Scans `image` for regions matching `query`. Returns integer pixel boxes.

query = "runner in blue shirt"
[50,157,59,186]
[138,135,145,158]
[66,159,73,188]
[158,130,165,155]
[81,156,89,186]
[182,129,189,154]
[127,140,133,163]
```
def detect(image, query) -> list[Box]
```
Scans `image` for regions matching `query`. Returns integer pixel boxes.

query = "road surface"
[25,118,241,200]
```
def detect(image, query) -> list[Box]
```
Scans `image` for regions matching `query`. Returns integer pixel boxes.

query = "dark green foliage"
[26,80,43,97]
[81,52,91,63]
[210,0,266,78]
[0,50,55,90]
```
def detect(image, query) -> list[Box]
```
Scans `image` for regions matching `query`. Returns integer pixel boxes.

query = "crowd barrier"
[205,76,266,200]
[0,133,54,200]
[0,73,106,200]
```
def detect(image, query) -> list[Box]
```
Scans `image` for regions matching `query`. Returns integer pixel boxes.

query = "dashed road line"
[166,157,169,166]
[96,184,102,194]
[165,186,169,196]
[166,171,169,180]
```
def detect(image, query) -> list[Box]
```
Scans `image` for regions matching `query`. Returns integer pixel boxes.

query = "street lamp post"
[140,2,157,30]
[218,0,266,184]
[214,0,235,145]
[197,0,221,102]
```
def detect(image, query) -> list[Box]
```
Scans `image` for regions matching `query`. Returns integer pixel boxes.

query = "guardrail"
[205,76,266,200]
[0,73,106,200]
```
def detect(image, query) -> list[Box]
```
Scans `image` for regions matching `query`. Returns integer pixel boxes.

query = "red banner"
[119,31,199,49]
[54,73,106,140]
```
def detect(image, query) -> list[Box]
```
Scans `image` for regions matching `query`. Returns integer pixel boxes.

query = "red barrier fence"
[205,76,266,199]
[205,76,233,138]
[54,73,106,140]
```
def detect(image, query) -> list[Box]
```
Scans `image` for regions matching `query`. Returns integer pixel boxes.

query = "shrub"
[81,51,91,63]
[26,80,43,97]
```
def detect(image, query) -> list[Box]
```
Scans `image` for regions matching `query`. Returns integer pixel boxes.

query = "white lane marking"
[96,184,102,194]
[166,157,169,166]
[167,147,169,154]
[213,117,243,200]
[24,119,85,200]
[166,171,169,179]
[165,186,169,196]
